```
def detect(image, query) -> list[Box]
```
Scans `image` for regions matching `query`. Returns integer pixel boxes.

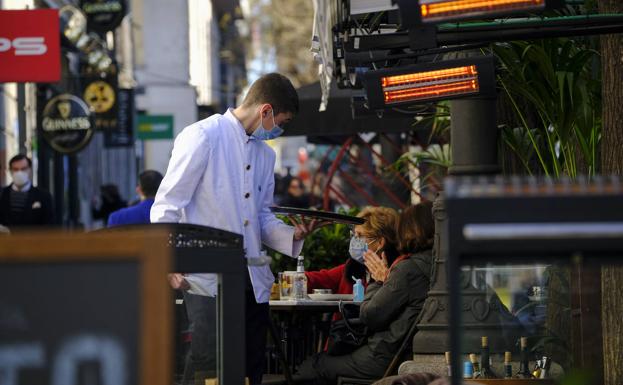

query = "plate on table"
[269,207,365,225]
[308,293,354,301]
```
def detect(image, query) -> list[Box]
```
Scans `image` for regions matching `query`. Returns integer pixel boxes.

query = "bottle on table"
[504,351,513,378]
[293,255,308,300]
[353,278,365,302]
[469,353,480,378]
[516,336,533,378]
[478,336,498,378]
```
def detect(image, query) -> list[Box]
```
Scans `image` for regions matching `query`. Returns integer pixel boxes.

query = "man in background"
[0,154,54,228]
[108,170,163,227]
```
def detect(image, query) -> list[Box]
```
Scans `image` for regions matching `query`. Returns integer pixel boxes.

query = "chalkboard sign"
[0,230,172,385]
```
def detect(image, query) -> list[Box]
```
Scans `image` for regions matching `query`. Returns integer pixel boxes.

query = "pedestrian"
[150,73,323,385]
[107,170,163,227]
[280,176,310,208]
[0,154,54,229]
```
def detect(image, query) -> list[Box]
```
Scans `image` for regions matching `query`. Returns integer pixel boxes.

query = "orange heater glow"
[381,65,480,104]
[420,0,546,22]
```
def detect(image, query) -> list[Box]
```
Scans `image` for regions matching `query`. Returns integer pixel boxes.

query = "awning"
[283,82,418,139]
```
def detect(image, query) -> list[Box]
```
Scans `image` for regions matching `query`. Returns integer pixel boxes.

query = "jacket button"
[246,164,251,170]
[245,192,250,198]
[243,219,249,226]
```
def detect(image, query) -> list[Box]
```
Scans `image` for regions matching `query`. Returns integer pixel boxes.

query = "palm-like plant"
[493,38,601,177]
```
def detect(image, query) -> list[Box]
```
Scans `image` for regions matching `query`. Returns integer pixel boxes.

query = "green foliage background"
[267,207,359,273]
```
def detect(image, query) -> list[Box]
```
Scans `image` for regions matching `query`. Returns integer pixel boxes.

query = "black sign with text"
[106,88,134,147]
[0,261,140,385]
[40,93,94,154]
[80,0,127,33]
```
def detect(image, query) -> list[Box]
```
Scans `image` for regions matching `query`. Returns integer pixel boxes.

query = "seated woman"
[305,206,398,297]
[298,202,434,384]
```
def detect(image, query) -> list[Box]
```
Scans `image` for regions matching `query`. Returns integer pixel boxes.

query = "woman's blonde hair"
[356,206,399,248]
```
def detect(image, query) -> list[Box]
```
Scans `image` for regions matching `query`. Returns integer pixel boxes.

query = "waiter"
[151,73,318,385]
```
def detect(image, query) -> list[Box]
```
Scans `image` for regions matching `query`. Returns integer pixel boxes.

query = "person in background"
[107,170,163,227]
[91,184,126,225]
[280,177,310,208]
[0,154,54,228]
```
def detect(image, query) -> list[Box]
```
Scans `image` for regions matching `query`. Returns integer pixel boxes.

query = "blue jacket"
[107,198,155,227]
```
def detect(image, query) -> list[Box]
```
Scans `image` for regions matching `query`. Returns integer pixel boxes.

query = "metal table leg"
[268,311,294,385]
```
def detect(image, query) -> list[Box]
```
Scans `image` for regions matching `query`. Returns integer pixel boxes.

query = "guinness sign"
[80,0,126,33]
[41,94,94,154]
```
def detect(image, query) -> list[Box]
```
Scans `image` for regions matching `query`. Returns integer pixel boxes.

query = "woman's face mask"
[252,109,284,141]
[349,235,368,264]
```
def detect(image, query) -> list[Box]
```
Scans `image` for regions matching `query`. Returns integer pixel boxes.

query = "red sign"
[0,10,60,83]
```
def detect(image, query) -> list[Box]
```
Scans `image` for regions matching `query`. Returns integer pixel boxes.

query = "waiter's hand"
[168,273,190,290]
[290,215,331,240]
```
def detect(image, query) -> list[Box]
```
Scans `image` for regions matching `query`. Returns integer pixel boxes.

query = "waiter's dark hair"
[8,154,32,169]
[139,170,163,198]
[241,73,299,115]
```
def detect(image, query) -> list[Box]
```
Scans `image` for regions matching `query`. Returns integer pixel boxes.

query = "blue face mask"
[349,235,368,264]
[252,110,284,140]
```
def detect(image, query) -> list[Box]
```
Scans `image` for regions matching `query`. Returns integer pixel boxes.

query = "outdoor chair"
[336,314,421,385]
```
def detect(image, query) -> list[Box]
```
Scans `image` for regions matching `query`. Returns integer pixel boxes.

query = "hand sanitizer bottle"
[353,278,365,302]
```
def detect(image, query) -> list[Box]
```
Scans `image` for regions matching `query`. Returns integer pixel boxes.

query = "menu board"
[0,230,171,385]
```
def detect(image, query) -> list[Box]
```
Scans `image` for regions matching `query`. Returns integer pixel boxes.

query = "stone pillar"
[405,97,521,374]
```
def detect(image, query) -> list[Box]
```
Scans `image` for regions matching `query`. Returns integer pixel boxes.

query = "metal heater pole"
[449,97,500,175]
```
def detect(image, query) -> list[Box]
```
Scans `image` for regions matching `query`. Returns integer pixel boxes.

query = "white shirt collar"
[11,181,32,192]
[224,108,257,142]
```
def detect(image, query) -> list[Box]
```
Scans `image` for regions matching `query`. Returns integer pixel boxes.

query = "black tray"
[270,206,365,225]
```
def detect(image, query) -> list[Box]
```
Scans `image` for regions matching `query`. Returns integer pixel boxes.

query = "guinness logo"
[41,94,93,154]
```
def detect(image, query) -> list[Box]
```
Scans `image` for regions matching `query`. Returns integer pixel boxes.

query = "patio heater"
[362,56,499,176]
[397,0,560,25]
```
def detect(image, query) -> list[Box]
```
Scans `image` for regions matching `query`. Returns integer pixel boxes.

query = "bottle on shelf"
[463,361,474,379]
[540,356,551,379]
[445,352,452,377]
[515,336,533,378]
[293,255,308,300]
[478,336,498,378]
[504,351,513,378]
[469,353,480,378]
[532,359,542,378]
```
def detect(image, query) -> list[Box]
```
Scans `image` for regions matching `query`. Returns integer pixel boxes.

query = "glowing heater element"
[419,0,546,22]
[381,65,479,104]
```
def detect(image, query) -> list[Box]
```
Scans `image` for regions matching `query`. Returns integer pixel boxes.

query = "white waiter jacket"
[151,109,303,303]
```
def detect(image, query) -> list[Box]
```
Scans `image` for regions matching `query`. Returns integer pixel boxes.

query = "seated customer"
[305,206,399,296]
[107,170,163,227]
[298,202,434,384]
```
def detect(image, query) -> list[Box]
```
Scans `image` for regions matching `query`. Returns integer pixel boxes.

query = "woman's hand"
[364,250,389,283]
